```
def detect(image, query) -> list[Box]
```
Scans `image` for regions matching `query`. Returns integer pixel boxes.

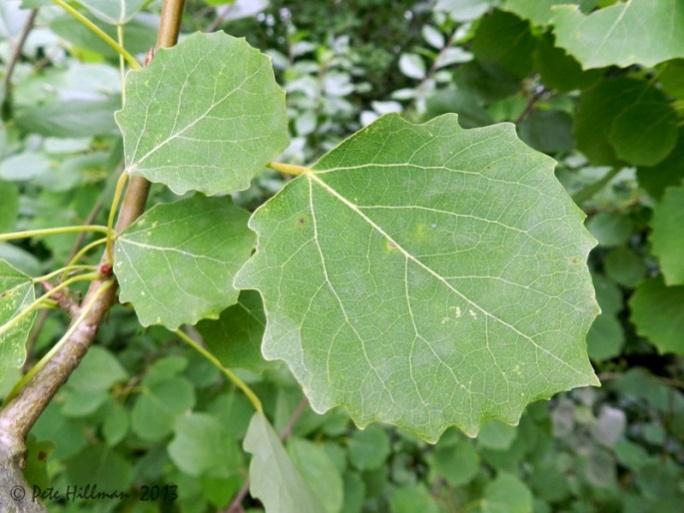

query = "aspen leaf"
[650,186,684,286]
[116,32,289,196]
[551,0,684,69]
[0,259,36,375]
[243,412,324,513]
[630,277,684,355]
[114,195,254,329]
[236,114,599,441]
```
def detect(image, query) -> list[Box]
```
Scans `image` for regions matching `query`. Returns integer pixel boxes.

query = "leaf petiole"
[33,265,99,284]
[63,238,108,280]
[4,280,114,404]
[0,272,102,339]
[267,161,312,176]
[174,328,263,413]
[51,0,141,70]
[0,225,112,242]
[106,171,130,262]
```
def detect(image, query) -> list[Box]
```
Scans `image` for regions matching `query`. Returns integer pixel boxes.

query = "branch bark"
[1,8,38,115]
[0,2,186,511]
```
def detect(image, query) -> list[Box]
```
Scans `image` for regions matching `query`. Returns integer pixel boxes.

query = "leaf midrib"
[306,172,590,379]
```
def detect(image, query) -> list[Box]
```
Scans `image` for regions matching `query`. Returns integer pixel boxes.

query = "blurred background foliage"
[0,1,682,512]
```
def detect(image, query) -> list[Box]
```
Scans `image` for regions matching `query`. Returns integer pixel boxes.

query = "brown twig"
[225,398,310,513]
[2,8,38,110]
[515,85,546,125]
[0,2,186,511]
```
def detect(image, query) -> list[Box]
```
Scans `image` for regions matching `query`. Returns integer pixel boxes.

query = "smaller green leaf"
[482,473,533,513]
[102,400,129,446]
[431,437,480,486]
[502,0,570,26]
[637,130,684,200]
[66,444,133,491]
[114,195,255,329]
[0,259,36,375]
[169,413,239,478]
[341,472,365,513]
[533,34,601,92]
[575,79,675,167]
[390,484,439,513]
[243,412,324,513]
[650,186,684,286]
[116,32,289,196]
[604,247,646,288]
[347,425,391,471]
[435,0,493,21]
[587,314,624,362]
[551,0,684,69]
[471,10,536,78]
[630,277,684,354]
[518,110,574,154]
[608,98,678,167]
[131,377,196,441]
[586,212,633,248]
[288,438,344,513]
[65,346,127,392]
[477,420,518,450]
[197,291,267,371]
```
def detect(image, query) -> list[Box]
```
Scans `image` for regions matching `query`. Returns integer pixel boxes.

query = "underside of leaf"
[235,113,599,442]
[116,32,289,196]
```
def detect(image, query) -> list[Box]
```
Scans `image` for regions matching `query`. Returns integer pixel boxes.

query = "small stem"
[267,161,312,176]
[0,225,111,242]
[1,8,38,104]
[0,273,101,340]
[51,0,140,70]
[4,281,114,404]
[63,238,108,279]
[117,24,127,104]
[33,264,98,284]
[106,171,129,262]
[174,329,263,413]
[572,167,621,204]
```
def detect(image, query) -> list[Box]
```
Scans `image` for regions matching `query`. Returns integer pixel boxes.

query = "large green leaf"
[650,186,684,286]
[114,195,254,329]
[116,32,289,196]
[79,0,146,25]
[551,0,684,69]
[0,259,36,375]
[235,114,599,441]
[243,412,324,513]
[630,277,684,354]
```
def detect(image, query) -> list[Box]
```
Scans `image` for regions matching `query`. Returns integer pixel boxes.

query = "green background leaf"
[243,412,324,513]
[115,195,254,329]
[650,186,684,285]
[551,0,684,69]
